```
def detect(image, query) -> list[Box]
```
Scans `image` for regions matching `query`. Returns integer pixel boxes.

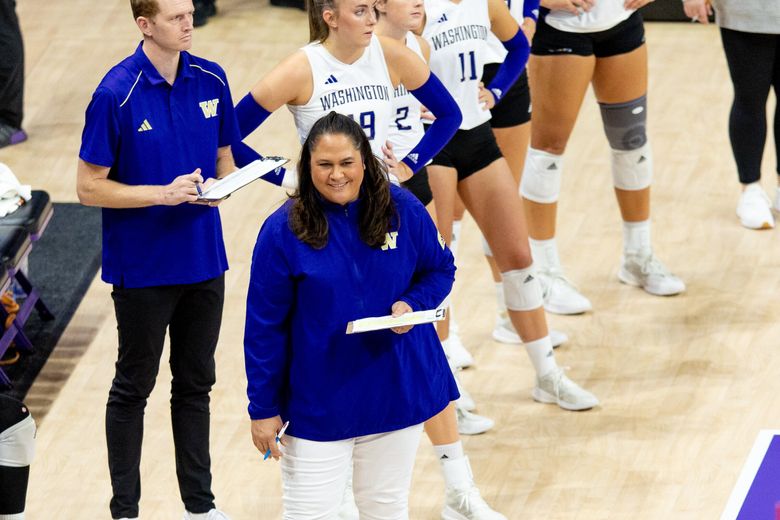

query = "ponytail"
[307,0,337,42]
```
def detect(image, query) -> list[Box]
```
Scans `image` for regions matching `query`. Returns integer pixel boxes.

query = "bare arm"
[76,159,202,209]
[416,34,431,63]
[488,0,521,41]
[249,50,314,110]
[380,36,431,90]
[216,145,236,179]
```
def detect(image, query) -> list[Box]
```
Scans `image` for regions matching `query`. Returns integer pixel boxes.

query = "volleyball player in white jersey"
[378,0,491,433]
[444,0,567,376]
[383,31,434,204]
[422,0,599,413]
[374,3,507,518]
[231,0,462,189]
[521,0,685,315]
[477,0,551,348]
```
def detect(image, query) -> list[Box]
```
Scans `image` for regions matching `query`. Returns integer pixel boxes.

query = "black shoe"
[0,123,27,149]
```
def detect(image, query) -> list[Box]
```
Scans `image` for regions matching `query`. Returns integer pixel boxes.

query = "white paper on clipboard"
[346,308,447,334]
[198,156,289,201]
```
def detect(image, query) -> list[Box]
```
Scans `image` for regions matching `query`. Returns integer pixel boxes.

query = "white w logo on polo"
[199,99,219,118]
[381,231,399,251]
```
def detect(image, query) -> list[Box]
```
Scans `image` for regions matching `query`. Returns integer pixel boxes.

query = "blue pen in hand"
[264,420,289,461]
[196,182,203,197]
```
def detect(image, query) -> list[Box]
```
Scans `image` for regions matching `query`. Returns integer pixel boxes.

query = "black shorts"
[0,394,29,434]
[482,66,531,128]
[532,10,645,58]
[401,166,433,206]
[429,122,503,181]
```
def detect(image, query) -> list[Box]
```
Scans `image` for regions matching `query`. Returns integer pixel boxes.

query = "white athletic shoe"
[183,509,231,520]
[453,370,476,412]
[338,478,360,520]
[444,331,474,370]
[538,269,592,315]
[736,184,775,229]
[618,253,685,296]
[442,485,507,520]
[491,313,568,348]
[456,405,494,435]
[532,367,599,411]
[772,187,780,214]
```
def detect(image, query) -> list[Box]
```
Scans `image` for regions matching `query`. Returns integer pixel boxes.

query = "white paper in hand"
[198,157,289,201]
[346,308,447,334]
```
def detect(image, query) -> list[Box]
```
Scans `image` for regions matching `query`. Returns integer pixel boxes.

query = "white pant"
[280,423,424,520]
[0,415,35,467]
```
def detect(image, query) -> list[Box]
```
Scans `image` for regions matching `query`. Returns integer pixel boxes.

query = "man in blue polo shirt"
[76,1,238,519]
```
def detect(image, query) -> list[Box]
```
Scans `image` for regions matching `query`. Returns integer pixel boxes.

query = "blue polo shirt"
[79,42,239,288]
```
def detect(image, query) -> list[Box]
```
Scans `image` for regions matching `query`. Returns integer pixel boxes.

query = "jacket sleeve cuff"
[248,402,280,420]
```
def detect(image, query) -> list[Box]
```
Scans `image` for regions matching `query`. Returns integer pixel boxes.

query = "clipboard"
[346,308,447,334]
[198,156,289,201]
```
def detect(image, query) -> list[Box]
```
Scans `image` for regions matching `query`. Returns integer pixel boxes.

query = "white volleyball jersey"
[544,1,633,33]
[288,35,394,158]
[484,0,524,64]
[387,34,426,162]
[424,0,492,130]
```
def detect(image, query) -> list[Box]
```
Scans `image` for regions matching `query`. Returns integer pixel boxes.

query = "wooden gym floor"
[2,0,779,518]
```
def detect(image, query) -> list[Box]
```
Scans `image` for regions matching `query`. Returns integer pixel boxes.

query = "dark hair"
[130,0,160,20]
[307,0,336,42]
[289,112,397,249]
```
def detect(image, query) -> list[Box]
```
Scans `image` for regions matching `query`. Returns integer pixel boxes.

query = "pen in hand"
[264,420,290,461]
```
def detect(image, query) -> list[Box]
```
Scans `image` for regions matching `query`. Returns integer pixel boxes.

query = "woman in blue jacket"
[244,112,458,519]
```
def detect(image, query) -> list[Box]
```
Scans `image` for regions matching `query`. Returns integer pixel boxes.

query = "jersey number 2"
[395,107,412,131]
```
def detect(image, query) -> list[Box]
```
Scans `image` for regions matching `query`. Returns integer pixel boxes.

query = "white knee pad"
[0,415,36,467]
[611,143,653,191]
[480,234,492,257]
[502,267,543,311]
[520,148,563,204]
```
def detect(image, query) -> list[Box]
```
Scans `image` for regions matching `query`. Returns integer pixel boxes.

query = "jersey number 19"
[348,111,376,140]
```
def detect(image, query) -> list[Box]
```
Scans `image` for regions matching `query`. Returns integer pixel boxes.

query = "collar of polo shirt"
[133,41,195,86]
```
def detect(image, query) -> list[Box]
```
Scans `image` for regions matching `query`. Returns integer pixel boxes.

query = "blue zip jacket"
[244,186,458,441]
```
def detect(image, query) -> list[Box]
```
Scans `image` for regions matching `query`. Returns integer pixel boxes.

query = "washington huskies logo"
[381,231,399,251]
[199,99,219,119]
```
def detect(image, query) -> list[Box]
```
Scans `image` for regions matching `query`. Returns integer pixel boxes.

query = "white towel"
[0,162,31,218]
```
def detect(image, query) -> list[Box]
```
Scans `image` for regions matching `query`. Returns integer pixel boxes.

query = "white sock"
[440,454,474,490]
[622,219,652,257]
[524,336,557,377]
[434,440,464,461]
[0,514,25,520]
[529,237,560,272]
[450,219,463,261]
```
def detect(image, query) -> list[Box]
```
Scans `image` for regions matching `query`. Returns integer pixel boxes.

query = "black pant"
[720,27,780,184]
[0,0,24,128]
[0,393,31,514]
[106,275,225,519]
